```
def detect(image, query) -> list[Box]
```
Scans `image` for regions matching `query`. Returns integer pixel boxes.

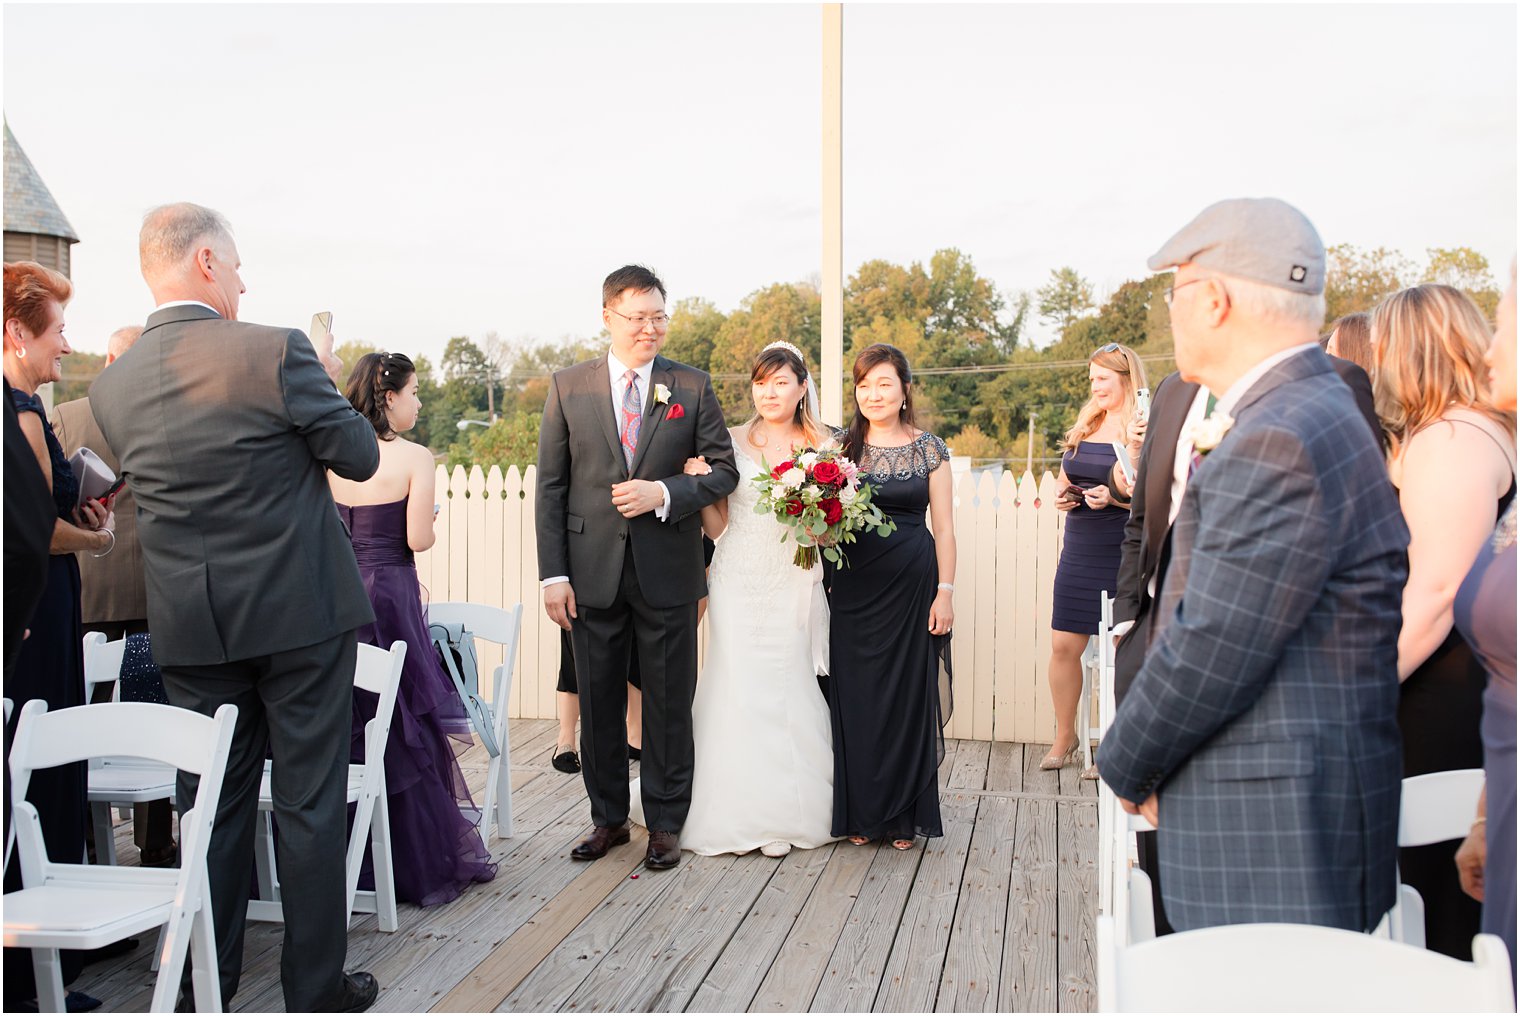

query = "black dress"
[3,385,87,1004]
[827,433,952,841]
[1051,441,1128,634]
[1397,476,1516,960]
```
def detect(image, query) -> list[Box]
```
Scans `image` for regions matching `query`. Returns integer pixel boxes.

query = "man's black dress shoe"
[570,824,630,861]
[320,971,379,1013]
[645,830,680,870]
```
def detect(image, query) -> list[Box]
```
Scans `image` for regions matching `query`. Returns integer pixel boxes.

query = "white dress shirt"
[154,299,220,314]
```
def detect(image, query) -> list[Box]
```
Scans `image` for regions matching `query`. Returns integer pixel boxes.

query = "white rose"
[1186,412,1235,454]
[796,451,819,469]
[781,467,806,490]
[838,483,858,505]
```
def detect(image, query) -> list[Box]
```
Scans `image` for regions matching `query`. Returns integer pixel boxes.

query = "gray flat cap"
[1148,197,1325,295]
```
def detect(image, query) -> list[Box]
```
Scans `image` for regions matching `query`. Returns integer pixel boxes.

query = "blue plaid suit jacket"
[1099,346,1408,932]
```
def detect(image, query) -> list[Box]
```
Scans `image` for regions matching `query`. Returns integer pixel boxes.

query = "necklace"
[749,423,805,454]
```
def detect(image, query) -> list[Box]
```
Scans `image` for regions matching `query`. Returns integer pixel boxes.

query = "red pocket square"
[666,402,686,421]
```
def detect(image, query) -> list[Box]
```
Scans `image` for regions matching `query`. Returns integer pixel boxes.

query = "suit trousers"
[572,550,698,832]
[161,631,356,1011]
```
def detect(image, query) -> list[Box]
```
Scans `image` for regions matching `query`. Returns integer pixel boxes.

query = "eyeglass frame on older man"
[1162,276,1230,308]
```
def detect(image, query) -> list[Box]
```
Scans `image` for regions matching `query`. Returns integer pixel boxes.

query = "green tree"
[709,281,821,421]
[1422,246,1500,318]
[1035,267,1095,332]
[447,410,541,470]
[51,351,107,404]
[662,297,724,372]
[1325,244,1415,320]
[946,423,1001,460]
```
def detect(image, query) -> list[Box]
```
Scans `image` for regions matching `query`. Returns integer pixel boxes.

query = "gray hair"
[107,325,143,359]
[139,203,234,277]
[1221,273,1326,332]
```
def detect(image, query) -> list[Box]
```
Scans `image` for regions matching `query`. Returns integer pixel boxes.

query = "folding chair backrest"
[81,632,128,703]
[1098,918,1514,1013]
[1399,769,1485,847]
[428,602,523,758]
[354,641,406,744]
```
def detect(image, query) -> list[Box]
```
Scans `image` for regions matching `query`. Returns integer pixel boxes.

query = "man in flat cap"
[1098,197,1409,932]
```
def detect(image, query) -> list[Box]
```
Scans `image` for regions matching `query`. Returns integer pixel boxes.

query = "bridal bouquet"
[753,447,896,569]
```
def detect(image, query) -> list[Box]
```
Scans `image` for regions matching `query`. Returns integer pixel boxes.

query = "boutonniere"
[1186,411,1235,455]
[653,383,672,406]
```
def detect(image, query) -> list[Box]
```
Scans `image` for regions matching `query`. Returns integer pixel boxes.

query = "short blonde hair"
[1371,283,1514,458]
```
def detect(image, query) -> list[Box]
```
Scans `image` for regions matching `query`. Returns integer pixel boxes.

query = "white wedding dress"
[631,444,837,855]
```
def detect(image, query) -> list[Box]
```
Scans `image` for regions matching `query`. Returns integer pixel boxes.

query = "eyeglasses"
[607,308,670,330]
[1162,277,1225,307]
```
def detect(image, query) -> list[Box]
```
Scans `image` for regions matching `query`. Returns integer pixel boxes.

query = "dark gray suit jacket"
[90,305,379,667]
[1099,347,1409,933]
[535,354,738,609]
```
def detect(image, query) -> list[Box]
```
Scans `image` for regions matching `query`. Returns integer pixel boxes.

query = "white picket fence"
[416,465,1073,744]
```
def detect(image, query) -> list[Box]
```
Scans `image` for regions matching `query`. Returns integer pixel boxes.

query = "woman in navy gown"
[330,352,495,907]
[1044,343,1146,772]
[1454,270,1518,985]
[829,343,956,851]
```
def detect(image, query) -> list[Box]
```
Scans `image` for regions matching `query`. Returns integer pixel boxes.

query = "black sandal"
[551,745,581,774]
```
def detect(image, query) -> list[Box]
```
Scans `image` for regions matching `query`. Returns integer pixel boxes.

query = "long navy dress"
[337,498,496,907]
[3,385,87,1003]
[1051,441,1128,634]
[1454,501,1516,985]
[827,433,952,841]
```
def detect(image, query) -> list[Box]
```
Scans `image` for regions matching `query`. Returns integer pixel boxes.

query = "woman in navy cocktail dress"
[1044,343,1147,771]
[330,352,495,906]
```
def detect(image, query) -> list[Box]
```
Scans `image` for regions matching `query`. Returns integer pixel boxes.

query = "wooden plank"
[501,855,716,1012]
[749,840,876,1012]
[873,793,978,1012]
[936,795,1017,1013]
[992,471,1020,742]
[1001,748,1060,1012]
[948,471,977,740]
[1057,800,1099,1013]
[430,827,650,1011]
[688,844,836,1013]
[986,740,1024,793]
[1032,472,1061,744]
[1011,472,1040,743]
[948,738,991,791]
[810,842,922,1012]
[937,737,961,783]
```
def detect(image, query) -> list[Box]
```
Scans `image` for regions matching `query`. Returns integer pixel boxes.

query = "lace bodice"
[857,432,951,483]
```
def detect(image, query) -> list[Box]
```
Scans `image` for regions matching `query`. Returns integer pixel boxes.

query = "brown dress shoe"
[645,830,681,870]
[570,824,630,861]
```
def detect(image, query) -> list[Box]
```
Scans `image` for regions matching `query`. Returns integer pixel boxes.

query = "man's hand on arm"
[610,479,670,519]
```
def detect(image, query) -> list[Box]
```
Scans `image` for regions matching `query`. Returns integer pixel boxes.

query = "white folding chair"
[1076,591,1114,775]
[4,700,237,1014]
[82,633,179,866]
[427,601,523,843]
[1379,768,1487,947]
[248,640,406,933]
[1096,917,1512,1013]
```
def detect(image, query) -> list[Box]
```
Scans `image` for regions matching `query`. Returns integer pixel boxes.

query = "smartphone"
[1135,387,1152,420]
[1062,483,1085,502]
[309,311,333,352]
[97,475,127,501]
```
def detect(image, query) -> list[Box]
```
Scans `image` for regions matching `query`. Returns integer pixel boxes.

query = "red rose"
[784,498,805,516]
[821,497,843,524]
[811,460,843,485]
[771,460,795,479]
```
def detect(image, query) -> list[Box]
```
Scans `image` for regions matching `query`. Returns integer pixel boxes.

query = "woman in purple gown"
[330,352,495,906]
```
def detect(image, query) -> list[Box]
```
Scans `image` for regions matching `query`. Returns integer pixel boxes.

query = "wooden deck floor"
[78,719,1097,1012]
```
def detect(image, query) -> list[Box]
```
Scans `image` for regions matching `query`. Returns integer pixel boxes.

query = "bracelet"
[91,529,116,558]
[937,582,954,592]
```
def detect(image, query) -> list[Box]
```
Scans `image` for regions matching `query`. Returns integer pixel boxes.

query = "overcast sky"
[4,3,1514,363]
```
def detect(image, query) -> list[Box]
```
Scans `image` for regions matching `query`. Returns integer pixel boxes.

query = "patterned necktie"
[1188,392,1220,479]
[620,369,642,469]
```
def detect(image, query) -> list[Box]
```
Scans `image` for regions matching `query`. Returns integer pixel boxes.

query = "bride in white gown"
[631,341,837,857]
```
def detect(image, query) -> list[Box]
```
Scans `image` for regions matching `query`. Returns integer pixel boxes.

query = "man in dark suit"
[1098,198,1409,932]
[536,265,738,870]
[90,203,381,1012]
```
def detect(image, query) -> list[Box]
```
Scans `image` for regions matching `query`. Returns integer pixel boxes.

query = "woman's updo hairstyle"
[345,351,415,439]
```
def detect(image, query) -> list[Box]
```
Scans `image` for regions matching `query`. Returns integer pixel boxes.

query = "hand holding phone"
[1135,387,1151,420]
[97,475,127,501]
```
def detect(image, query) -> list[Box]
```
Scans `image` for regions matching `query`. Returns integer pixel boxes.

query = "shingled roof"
[4,120,78,241]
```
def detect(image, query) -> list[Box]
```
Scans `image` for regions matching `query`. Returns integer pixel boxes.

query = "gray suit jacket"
[90,305,379,667]
[535,354,738,609]
[1099,346,1409,932]
[51,396,149,624]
